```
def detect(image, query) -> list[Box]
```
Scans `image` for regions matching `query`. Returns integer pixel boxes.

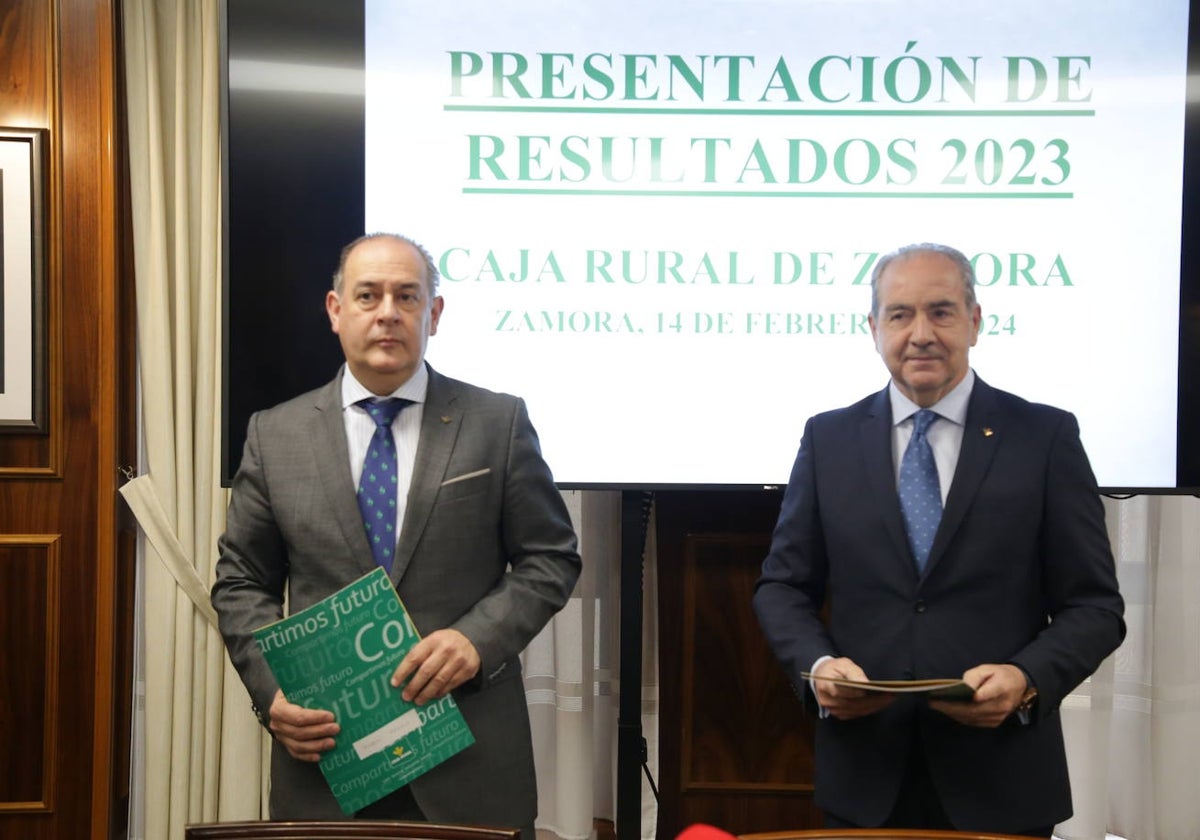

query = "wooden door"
[656,490,822,839]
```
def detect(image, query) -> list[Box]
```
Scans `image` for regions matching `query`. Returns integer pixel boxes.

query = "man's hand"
[390,628,481,705]
[268,689,339,762]
[929,663,1029,727]
[813,657,895,720]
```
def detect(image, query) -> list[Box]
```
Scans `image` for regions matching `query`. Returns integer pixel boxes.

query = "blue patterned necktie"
[356,397,411,573]
[899,409,942,573]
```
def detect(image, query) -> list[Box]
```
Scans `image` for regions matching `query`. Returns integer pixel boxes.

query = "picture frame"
[0,127,49,434]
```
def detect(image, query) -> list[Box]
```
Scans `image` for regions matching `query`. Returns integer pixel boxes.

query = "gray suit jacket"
[212,364,581,831]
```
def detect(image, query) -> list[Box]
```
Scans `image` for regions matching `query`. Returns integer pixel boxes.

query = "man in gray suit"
[212,233,581,838]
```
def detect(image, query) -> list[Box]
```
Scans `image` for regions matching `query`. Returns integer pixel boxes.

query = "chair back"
[183,820,522,840]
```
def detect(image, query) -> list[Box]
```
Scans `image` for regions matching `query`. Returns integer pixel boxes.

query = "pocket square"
[440,467,491,487]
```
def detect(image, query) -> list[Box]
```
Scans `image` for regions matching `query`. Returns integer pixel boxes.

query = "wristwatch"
[1016,685,1038,715]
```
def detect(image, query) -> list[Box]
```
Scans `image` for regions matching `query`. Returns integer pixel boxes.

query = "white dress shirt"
[887,369,976,502]
[810,370,977,703]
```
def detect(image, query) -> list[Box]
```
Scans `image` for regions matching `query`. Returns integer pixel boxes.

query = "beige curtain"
[529,492,661,840]
[121,0,268,837]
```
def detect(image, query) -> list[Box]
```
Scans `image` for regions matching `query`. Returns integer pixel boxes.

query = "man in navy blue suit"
[753,243,1124,837]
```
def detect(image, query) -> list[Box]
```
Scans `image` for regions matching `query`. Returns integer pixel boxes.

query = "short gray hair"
[332,233,441,296]
[870,243,976,317]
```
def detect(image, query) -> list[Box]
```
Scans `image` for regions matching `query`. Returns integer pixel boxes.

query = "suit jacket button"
[914,600,927,613]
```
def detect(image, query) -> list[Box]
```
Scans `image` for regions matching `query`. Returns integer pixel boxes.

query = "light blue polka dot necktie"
[356,397,411,573]
[899,409,942,573]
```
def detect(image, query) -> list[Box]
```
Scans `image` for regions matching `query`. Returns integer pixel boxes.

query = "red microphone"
[676,824,739,840]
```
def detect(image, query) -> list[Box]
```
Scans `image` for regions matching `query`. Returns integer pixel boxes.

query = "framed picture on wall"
[0,127,48,434]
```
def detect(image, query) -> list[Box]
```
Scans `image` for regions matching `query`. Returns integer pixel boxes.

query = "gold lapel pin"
[441,415,452,424]
[983,427,994,437]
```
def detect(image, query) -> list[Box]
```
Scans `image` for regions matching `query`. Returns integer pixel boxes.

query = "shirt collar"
[340,363,429,409]
[888,368,975,427]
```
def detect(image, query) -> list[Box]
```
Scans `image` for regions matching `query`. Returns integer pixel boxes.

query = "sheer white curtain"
[526,492,660,840]
[120,3,656,839]
[1058,495,1200,840]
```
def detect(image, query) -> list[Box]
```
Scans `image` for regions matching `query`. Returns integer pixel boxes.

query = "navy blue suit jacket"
[753,377,1125,832]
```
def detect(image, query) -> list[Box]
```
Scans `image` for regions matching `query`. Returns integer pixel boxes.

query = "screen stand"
[617,490,653,840]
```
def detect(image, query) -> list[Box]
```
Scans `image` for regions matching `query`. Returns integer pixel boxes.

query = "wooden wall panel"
[657,491,823,840]
[0,537,59,811]
[681,534,814,791]
[0,0,50,125]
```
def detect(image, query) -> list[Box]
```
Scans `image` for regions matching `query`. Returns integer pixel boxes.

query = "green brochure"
[253,567,475,814]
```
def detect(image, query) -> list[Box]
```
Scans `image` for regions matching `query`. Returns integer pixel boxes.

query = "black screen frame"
[221,0,1200,494]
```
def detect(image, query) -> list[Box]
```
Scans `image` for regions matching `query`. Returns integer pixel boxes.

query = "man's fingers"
[269,690,338,760]
[824,692,894,720]
[274,704,335,727]
[390,642,425,691]
[407,666,452,705]
[404,648,469,703]
[390,629,481,704]
[276,731,337,761]
[929,697,1010,728]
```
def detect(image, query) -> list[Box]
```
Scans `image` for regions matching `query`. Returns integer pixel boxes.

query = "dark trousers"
[356,785,426,821]
[823,742,1053,839]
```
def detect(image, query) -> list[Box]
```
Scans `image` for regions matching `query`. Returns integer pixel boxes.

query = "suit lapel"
[924,377,1002,578]
[860,387,913,564]
[392,366,462,583]
[312,371,378,575]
